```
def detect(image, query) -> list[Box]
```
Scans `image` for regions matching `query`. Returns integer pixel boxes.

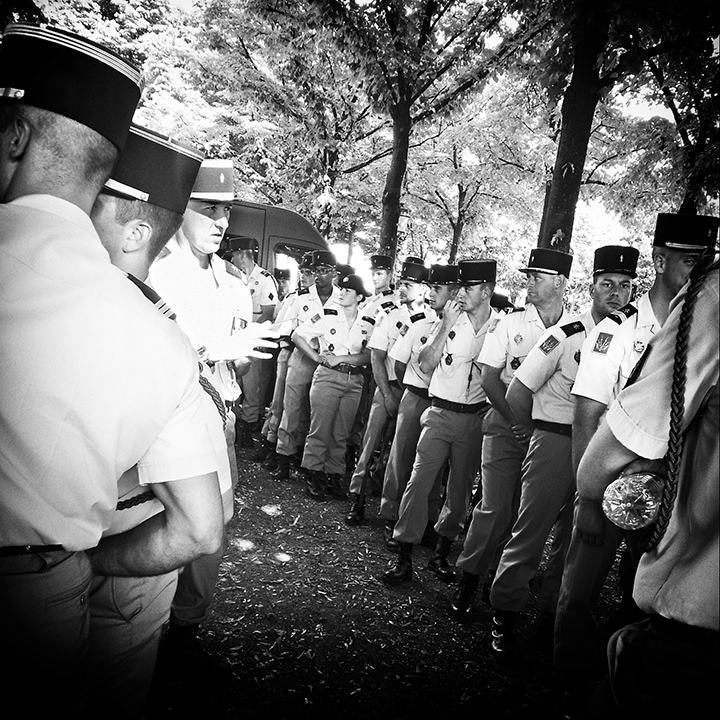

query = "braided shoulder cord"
[641,258,718,551]
[197,362,228,429]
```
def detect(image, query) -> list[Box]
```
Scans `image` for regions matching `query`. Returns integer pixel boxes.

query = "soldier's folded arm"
[87,471,223,577]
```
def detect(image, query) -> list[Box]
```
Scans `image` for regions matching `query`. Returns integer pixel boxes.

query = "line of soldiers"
[251,213,718,711]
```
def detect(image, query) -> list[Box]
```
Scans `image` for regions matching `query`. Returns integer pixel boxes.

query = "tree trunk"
[539,3,610,253]
[379,98,412,260]
[448,183,466,264]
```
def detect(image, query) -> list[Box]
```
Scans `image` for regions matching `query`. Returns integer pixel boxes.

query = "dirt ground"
[148,439,626,719]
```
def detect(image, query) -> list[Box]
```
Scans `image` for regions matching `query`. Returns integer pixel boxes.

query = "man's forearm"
[572,397,607,475]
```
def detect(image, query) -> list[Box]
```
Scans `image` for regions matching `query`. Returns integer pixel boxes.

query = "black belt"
[0,544,65,556]
[389,379,400,388]
[328,362,364,376]
[406,385,429,399]
[535,420,572,437]
[431,398,489,414]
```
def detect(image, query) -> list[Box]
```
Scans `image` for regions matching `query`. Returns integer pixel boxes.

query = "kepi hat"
[104,124,204,214]
[312,250,336,268]
[593,245,639,278]
[458,259,497,285]
[190,159,234,202]
[0,23,143,150]
[399,258,428,283]
[653,213,719,253]
[427,264,459,285]
[370,254,393,271]
[519,248,573,277]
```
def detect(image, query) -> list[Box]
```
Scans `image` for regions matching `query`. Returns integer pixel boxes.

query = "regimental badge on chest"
[328,343,335,352]
[510,357,521,370]
[448,330,456,340]
[445,353,453,366]
[633,340,645,354]
[330,328,336,335]
[574,350,581,364]
[514,333,523,345]
[420,336,427,344]
[303,305,308,312]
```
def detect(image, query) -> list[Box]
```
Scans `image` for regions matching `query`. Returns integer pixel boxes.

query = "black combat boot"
[305,470,327,501]
[270,453,291,480]
[450,571,480,620]
[481,568,496,604]
[490,608,518,655]
[382,542,413,585]
[252,437,274,463]
[344,493,365,524]
[262,445,279,472]
[236,419,255,449]
[325,473,347,499]
[427,535,456,582]
[383,520,399,552]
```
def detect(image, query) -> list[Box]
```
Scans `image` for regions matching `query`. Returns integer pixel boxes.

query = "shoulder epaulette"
[298,287,310,295]
[362,315,376,325]
[381,300,397,309]
[607,303,638,325]
[323,308,339,316]
[261,269,272,277]
[409,312,426,323]
[511,306,525,313]
[381,289,394,296]
[560,320,585,337]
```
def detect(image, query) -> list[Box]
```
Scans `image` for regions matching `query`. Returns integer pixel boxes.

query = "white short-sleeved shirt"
[605,271,719,630]
[272,284,342,348]
[294,307,374,356]
[514,310,595,425]
[428,311,496,404]
[240,263,278,318]
[0,196,218,550]
[368,304,415,381]
[360,289,397,322]
[148,240,253,402]
[479,303,563,386]
[389,309,439,389]
[572,293,659,406]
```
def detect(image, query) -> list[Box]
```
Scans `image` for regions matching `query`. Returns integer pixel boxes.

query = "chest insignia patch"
[633,340,645,354]
[328,343,334,352]
[510,357,521,370]
[514,333,523,345]
[445,354,453,366]
[592,332,613,355]
[420,336,427,344]
[448,330,456,340]
[539,335,560,355]
[303,305,308,312]
[396,321,403,329]
[330,328,336,335]
[574,350,581,364]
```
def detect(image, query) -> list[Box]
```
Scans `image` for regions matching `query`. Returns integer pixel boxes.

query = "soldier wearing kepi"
[346,253,398,469]
[345,258,428,524]
[450,248,569,619]
[89,125,264,710]
[378,264,457,550]
[272,250,343,480]
[0,24,223,713]
[293,274,374,500]
[222,231,279,447]
[383,260,497,585]
[554,214,719,708]
[486,246,637,657]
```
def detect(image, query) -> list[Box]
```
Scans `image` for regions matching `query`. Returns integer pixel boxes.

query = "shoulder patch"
[592,332,613,354]
[323,308,339,316]
[560,321,585,337]
[608,303,638,325]
[362,315,376,325]
[298,288,310,295]
[310,313,321,323]
[539,335,560,354]
[399,324,409,337]
[409,312,426,323]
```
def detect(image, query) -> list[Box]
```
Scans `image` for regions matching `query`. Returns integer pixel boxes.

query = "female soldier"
[293,274,374,501]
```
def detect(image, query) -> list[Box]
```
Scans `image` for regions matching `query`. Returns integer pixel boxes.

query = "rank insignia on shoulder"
[574,350,581,364]
[510,357,521,370]
[592,332,613,354]
[409,312,425,323]
[362,315,375,325]
[539,335,560,354]
[561,321,585,337]
[382,289,394,296]
[324,308,339,316]
[608,304,638,325]
[298,288,310,296]
[445,354,453,365]
[448,330,456,340]
[511,306,525,313]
